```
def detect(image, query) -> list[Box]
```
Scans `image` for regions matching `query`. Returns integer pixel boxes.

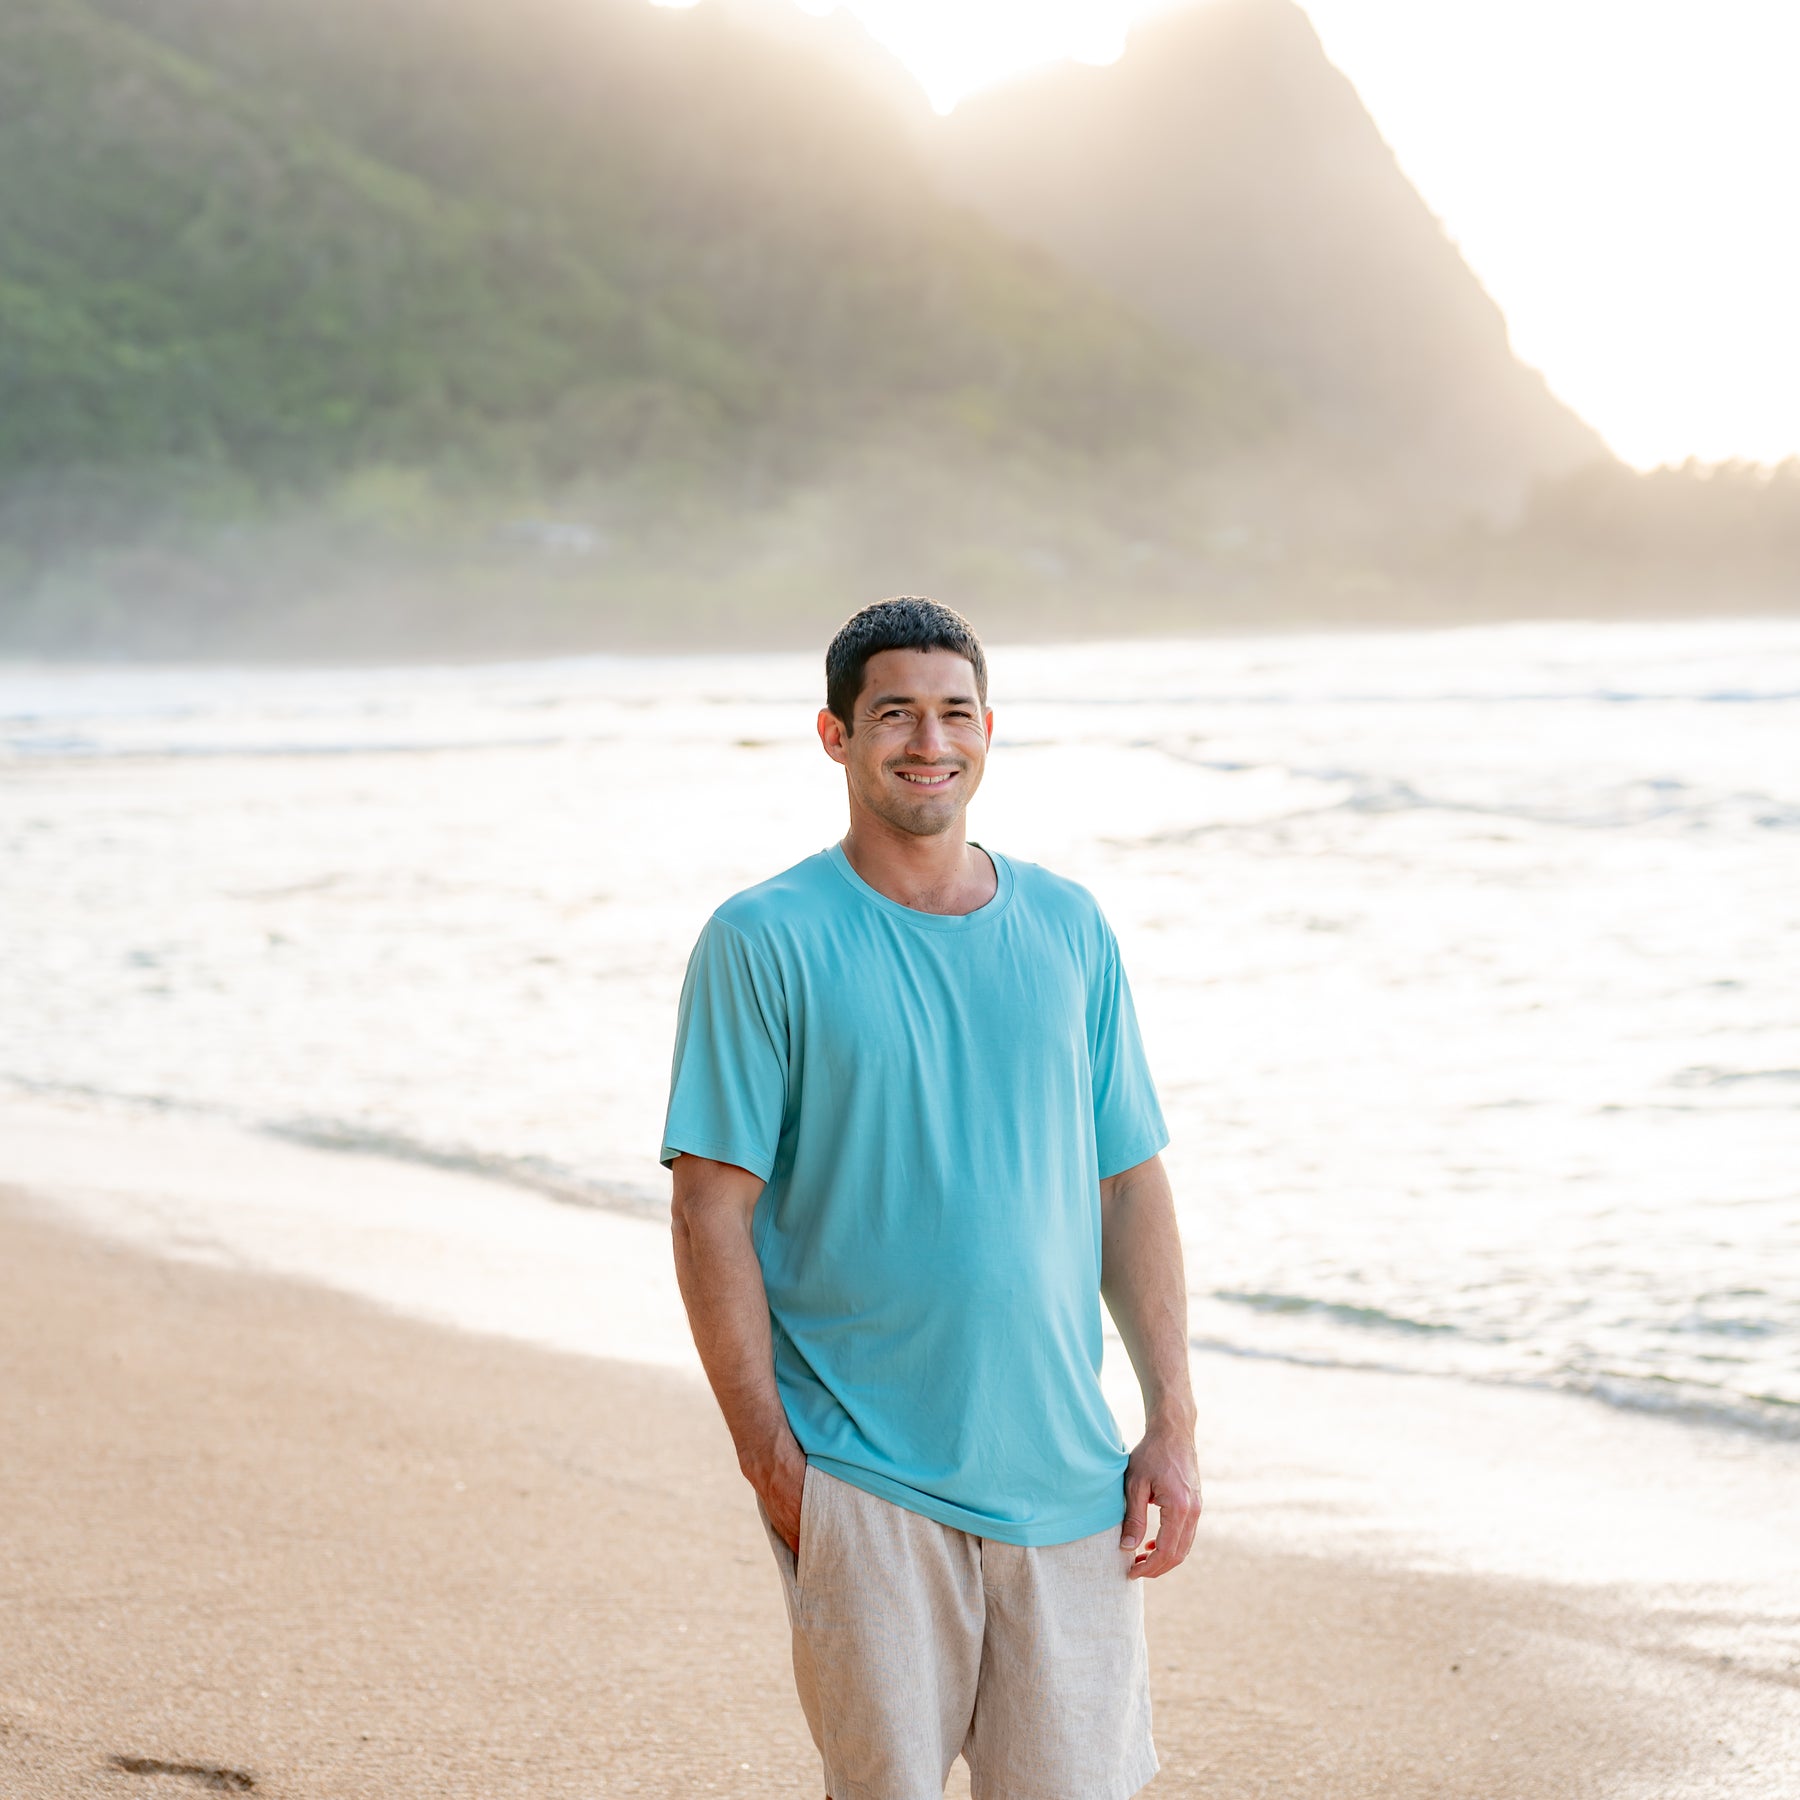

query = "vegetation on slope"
[2,0,1298,650]
[1438,459,1800,611]
[0,0,1789,654]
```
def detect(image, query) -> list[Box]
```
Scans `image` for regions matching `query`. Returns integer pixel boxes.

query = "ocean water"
[3,619,1796,1439]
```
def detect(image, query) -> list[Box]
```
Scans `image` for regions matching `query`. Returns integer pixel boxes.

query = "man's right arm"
[668,1151,806,1551]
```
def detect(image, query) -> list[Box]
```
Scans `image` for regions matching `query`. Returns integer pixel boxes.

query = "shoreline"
[8,1091,1798,1625]
[5,610,1799,681]
[4,1187,1790,1800]
[7,616,1798,1796]
[5,1094,1800,1793]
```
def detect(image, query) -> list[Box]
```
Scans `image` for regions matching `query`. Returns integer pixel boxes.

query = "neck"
[840,809,995,917]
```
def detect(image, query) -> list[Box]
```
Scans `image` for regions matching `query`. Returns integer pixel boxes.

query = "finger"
[1169,1493,1203,1566]
[1135,1495,1199,1578]
[1137,1540,1180,1578]
[1134,1524,1178,1580]
[1162,1489,1200,1570]
[1170,1498,1201,1568]
[1120,1476,1151,1552]
[1170,1506,1200,1570]
[1128,1498,1166,1577]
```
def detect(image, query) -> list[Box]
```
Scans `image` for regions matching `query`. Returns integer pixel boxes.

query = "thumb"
[1121,1479,1149,1551]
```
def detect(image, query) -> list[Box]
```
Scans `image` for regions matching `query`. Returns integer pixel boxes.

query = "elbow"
[669,1187,695,1259]
[667,1156,763,1269]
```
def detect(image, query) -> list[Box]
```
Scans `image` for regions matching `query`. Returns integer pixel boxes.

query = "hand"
[749,1434,808,1555]
[1121,1419,1202,1579]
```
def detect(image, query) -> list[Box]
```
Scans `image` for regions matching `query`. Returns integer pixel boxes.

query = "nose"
[906,712,950,759]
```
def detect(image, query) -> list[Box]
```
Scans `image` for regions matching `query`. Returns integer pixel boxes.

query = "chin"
[876,798,961,838]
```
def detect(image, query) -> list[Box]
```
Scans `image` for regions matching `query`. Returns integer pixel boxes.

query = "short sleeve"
[1088,931,1169,1180]
[660,916,788,1182]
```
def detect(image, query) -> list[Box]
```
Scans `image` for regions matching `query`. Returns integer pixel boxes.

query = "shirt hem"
[658,1134,775,1183]
[806,1456,1126,1548]
[1097,1126,1171,1182]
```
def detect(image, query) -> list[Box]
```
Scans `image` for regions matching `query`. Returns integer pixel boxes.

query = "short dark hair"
[825,597,988,732]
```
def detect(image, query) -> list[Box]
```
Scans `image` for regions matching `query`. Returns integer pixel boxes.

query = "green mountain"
[9,0,1253,479]
[3,0,1781,654]
[931,0,1606,520]
[1,0,1282,651]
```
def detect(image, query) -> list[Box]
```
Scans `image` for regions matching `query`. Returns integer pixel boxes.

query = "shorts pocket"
[795,1461,819,1592]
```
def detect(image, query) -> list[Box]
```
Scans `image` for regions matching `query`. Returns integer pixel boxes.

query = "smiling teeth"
[897,771,954,785]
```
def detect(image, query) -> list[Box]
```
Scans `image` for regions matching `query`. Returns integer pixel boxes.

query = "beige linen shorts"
[760,1465,1156,1800]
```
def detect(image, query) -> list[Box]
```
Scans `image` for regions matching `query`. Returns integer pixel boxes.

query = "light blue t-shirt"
[660,843,1168,1547]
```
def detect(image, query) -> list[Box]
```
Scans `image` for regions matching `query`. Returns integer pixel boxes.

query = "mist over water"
[3,619,1796,1438]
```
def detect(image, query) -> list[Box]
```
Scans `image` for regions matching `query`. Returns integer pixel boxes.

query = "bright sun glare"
[791,0,1137,109]
[653,0,1139,107]
[653,0,1800,470]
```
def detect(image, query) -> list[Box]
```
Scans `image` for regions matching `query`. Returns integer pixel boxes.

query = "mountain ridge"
[3,0,1296,650]
[929,0,1605,516]
[7,0,1776,657]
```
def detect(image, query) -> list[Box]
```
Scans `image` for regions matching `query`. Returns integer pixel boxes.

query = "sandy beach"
[3,1165,1792,1800]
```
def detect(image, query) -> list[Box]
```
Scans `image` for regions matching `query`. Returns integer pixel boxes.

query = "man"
[663,597,1200,1800]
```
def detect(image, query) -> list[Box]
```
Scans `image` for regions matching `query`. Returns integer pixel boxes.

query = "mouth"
[893,767,959,789]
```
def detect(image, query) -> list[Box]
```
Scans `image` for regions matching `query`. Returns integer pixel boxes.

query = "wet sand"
[0,1188,1777,1799]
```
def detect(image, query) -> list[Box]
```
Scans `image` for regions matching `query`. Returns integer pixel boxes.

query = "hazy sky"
[1295,0,1800,470]
[675,0,1800,470]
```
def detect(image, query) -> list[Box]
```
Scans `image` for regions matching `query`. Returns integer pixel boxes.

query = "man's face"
[818,647,993,837]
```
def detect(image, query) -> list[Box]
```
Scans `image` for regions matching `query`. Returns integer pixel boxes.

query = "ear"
[984,707,994,746]
[817,707,850,766]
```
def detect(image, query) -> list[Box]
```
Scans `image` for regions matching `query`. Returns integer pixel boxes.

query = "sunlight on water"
[2,619,1796,1436]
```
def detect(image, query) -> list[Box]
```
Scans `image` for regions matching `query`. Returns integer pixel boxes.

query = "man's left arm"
[1099,1152,1203,1579]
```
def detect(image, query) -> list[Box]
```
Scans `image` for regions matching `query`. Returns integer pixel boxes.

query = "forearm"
[1099,1155,1197,1432]
[669,1169,800,1484]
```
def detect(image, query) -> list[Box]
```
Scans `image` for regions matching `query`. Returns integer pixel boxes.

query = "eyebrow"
[864,692,980,710]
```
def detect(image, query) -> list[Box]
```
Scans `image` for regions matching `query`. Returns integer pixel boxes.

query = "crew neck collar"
[826,841,1015,931]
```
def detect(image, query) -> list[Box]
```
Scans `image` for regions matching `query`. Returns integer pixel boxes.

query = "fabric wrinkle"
[763,1469,1155,1800]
